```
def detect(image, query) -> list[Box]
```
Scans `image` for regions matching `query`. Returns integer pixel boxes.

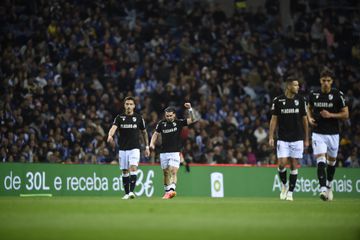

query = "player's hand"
[144,147,150,158]
[184,102,191,109]
[308,117,317,126]
[180,152,184,163]
[149,144,155,151]
[268,138,275,148]
[304,139,309,148]
[320,110,332,118]
[107,136,115,148]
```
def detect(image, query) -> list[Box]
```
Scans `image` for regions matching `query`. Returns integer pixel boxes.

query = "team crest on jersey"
[294,100,299,106]
[329,94,333,100]
[173,122,177,126]
[282,102,285,105]
[132,117,137,122]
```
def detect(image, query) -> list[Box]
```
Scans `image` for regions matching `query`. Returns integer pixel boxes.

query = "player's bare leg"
[168,166,178,198]
[278,158,288,200]
[162,168,171,199]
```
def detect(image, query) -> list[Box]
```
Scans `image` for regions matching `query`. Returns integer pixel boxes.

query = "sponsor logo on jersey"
[120,124,137,129]
[281,108,299,114]
[163,127,177,133]
[314,102,334,108]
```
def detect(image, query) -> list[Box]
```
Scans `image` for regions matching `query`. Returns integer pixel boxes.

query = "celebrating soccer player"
[107,96,150,200]
[269,76,309,201]
[149,103,198,199]
[307,67,349,201]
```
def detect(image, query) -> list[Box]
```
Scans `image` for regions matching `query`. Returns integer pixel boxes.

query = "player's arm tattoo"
[142,129,149,147]
[187,108,198,124]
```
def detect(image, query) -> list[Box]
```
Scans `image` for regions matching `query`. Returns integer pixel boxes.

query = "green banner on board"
[0,163,359,198]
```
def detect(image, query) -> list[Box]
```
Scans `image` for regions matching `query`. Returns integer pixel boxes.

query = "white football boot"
[122,194,130,200]
[129,192,136,199]
[280,184,288,200]
[285,191,293,201]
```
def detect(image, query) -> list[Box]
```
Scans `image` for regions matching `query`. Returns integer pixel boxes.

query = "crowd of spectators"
[0,0,359,167]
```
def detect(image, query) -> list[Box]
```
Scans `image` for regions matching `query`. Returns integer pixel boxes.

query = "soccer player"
[307,67,349,201]
[149,103,197,199]
[269,76,309,201]
[107,96,150,200]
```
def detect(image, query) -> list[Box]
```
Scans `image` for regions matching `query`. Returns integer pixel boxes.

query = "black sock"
[326,164,336,186]
[122,176,130,194]
[317,162,326,188]
[129,174,137,192]
[278,169,287,185]
[289,174,297,192]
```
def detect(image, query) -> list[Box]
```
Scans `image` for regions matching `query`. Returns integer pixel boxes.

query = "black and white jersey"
[271,94,307,142]
[309,88,347,134]
[155,119,188,153]
[112,113,146,150]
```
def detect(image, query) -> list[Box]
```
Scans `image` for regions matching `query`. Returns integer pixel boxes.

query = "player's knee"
[327,159,336,166]
[316,155,326,164]
[278,159,286,169]
[129,165,137,172]
[289,158,298,170]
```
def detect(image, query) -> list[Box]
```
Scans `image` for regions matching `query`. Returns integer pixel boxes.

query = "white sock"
[326,180,333,188]
[169,183,176,191]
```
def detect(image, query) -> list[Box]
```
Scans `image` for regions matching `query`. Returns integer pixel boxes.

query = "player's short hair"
[164,106,176,113]
[124,96,136,104]
[285,75,298,83]
[320,67,334,78]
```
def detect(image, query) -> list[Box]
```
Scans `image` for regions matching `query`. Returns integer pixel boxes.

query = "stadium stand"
[0,0,359,167]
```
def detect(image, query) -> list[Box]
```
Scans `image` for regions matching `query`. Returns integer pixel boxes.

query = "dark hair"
[164,106,176,113]
[320,66,334,78]
[124,96,136,103]
[285,75,298,83]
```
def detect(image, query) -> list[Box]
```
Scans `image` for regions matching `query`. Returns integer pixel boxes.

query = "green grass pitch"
[0,196,359,240]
